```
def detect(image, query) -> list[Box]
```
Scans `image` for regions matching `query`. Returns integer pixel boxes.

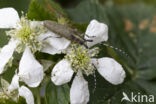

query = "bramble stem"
[36,87,41,104]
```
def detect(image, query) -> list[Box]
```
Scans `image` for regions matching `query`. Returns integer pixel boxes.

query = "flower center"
[17,23,34,44]
[6,16,46,53]
[65,44,98,75]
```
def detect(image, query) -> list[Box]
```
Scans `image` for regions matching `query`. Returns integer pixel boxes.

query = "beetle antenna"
[101,42,129,57]
[43,36,61,41]
[92,64,97,94]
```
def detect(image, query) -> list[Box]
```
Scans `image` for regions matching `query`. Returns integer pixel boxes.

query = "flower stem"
[36,87,41,104]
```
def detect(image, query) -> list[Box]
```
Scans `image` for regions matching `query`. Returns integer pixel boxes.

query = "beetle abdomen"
[44,20,73,39]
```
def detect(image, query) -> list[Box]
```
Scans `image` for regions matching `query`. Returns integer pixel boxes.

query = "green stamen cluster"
[0,90,18,103]
[6,16,46,53]
[0,92,9,103]
[0,92,9,99]
[65,44,99,76]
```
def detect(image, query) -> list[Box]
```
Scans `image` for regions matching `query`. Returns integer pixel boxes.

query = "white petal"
[0,8,20,28]
[18,47,44,87]
[9,74,19,91]
[85,19,108,47]
[37,31,52,42]
[38,31,70,55]
[0,39,17,74]
[41,43,62,55]
[92,57,125,85]
[18,86,34,104]
[47,34,70,50]
[51,59,74,85]
[70,71,89,104]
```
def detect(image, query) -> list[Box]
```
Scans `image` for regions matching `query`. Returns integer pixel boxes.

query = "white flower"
[0,8,70,87]
[51,19,125,104]
[52,57,125,104]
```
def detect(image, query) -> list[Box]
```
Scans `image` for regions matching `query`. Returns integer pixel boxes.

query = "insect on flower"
[43,20,93,48]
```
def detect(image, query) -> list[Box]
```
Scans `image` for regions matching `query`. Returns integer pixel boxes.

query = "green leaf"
[66,0,99,23]
[17,97,27,104]
[0,0,30,14]
[27,0,67,21]
[45,82,70,104]
[0,29,9,47]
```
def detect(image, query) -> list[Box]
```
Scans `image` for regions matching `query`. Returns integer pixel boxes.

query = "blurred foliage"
[0,0,156,104]
[28,0,67,21]
[0,0,30,14]
[99,0,156,5]
[45,81,70,104]
[54,0,82,8]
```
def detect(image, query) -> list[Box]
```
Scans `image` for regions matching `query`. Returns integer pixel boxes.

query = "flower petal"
[47,35,70,50]
[92,57,125,85]
[51,59,74,85]
[41,43,62,55]
[85,19,108,47]
[18,86,34,104]
[70,71,89,104]
[9,74,19,91]
[0,39,17,74]
[38,31,70,55]
[18,47,44,87]
[0,8,20,28]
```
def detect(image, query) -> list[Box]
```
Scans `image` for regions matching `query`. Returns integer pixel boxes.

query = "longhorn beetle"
[44,21,129,57]
[43,20,92,48]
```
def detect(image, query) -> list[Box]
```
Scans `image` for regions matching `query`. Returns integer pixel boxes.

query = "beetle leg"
[85,34,96,38]
[79,41,88,48]
[82,43,88,48]
[85,39,93,42]
[43,36,61,40]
